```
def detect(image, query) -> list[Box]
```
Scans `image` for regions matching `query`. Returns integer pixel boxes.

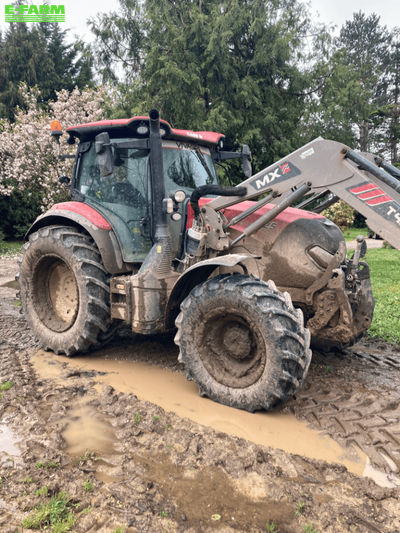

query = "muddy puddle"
[62,404,116,457]
[62,403,122,483]
[32,350,371,478]
[0,422,22,466]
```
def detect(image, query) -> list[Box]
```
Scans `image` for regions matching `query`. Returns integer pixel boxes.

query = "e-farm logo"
[5,4,65,22]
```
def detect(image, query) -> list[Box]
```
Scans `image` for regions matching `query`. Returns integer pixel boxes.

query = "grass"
[0,240,23,256]
[80,449,98,461]
[303,525,319,533]
[265,521,279,532]
[295,500,305,516]
[133,412,141,425]
[365,248,400,344]
[21,476,33,484]
[36,486,49,497]
[342,227,369,241]
[84,479,93,492]
[22,491,76,532]
[0,380,13,391]
[0,380,13,399]
[35,460,60,469]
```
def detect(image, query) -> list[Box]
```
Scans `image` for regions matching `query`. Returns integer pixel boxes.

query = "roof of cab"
[66,116,225,146]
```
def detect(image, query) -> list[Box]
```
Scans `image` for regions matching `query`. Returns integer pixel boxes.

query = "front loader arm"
[208,138,400,250]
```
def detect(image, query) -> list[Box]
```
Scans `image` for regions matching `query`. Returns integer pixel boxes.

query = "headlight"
[174,190,186,203]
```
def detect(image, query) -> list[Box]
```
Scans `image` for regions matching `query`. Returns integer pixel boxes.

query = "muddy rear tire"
[175,275,312,412]
[19,225,111,356]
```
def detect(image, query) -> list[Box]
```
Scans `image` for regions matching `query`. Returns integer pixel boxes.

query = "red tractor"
[19,110,400,411]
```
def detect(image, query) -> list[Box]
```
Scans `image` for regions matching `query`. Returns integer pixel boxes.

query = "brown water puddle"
[0,422,22,466]
[61,402,122,483]
[32,349,367,478]
[62,404,116,457]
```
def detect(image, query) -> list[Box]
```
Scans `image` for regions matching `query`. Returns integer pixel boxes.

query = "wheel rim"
[196,308,266,388]
[32,256,79,332]
[48,261,78,326]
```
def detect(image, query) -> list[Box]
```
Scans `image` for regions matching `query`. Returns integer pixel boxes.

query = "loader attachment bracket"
[305,241,346,305]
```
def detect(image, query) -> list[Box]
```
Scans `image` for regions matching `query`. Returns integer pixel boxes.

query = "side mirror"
[241,144,252,178]
[95,132,114,177]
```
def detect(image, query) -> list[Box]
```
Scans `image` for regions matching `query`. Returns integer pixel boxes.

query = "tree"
[338,12,391,152]
[39,23,94,102]
[304,12,393,154]
[0,85,105,238]
[90,0,313,175]
[382,31,400,164]
[0,21,94,121]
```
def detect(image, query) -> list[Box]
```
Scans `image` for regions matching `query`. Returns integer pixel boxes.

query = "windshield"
[162,140,217,194]
[76,139,218,204]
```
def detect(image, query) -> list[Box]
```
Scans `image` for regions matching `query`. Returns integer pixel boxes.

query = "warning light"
[50,120,63,137]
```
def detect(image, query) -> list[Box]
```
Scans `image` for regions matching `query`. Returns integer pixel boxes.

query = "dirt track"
[1,255,400,532]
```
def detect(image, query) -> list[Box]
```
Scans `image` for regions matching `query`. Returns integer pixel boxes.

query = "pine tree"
[385,32,400,164]
[338,12,391,152]
[0,22,94,120]
[91,0,312,174]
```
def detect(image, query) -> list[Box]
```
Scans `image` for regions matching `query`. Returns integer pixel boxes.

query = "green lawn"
[0,240,23,256]
[365,248,400,344]
[342,227,369,241]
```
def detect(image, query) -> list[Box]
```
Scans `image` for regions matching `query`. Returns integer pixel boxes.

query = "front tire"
[175,275,312,412]
[19,225,111,356]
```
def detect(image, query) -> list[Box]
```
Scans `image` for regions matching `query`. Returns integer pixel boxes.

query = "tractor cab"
[63,116,241,263]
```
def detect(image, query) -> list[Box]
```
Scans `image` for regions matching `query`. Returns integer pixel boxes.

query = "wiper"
[193,147,215,184]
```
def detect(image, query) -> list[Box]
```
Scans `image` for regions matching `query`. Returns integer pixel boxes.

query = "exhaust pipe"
[130,110,174,334]
[149,109,168,237]
[139,109,173,276]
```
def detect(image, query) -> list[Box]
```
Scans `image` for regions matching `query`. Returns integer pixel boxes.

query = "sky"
[0,0,398,43]
[308,0,399,32]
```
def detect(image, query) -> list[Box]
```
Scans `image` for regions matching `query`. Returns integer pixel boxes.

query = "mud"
[32,350,367,476]
[0,423,21,465]
[1,255,400,532]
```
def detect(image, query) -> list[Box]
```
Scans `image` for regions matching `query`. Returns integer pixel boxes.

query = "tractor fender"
[166,254,257,329]
[26,203,127,274]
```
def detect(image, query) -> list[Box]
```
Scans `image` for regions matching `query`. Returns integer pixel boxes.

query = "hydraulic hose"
[190,185,246,217]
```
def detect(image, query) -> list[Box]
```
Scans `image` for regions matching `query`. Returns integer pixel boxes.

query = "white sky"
[0,0,398,43]
[308,0,399,32]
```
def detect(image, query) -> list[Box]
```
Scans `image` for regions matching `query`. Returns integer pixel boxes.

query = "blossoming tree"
[0,84,105,212]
